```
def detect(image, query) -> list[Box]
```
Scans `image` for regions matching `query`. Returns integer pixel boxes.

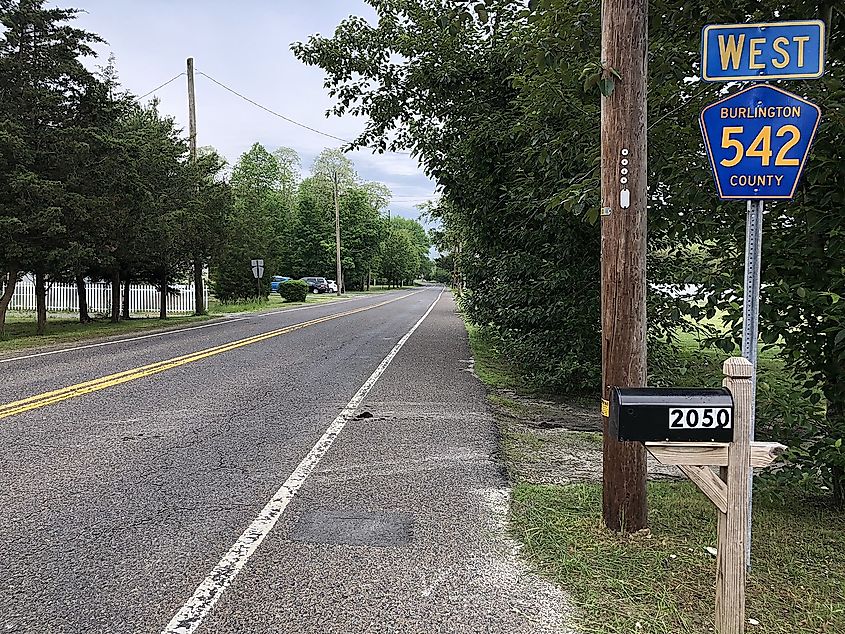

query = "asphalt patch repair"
[292,509,414,547]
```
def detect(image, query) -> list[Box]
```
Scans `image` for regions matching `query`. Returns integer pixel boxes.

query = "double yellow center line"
[0,292,419,422]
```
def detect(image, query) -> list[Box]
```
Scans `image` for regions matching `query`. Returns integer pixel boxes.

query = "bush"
[431,267,452,284]
[211,252,269,302]
[278,279,308,302]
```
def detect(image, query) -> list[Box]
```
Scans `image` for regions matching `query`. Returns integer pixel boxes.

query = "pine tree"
[0,0,102,333]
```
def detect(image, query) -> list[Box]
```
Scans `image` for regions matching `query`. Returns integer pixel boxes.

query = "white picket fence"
[3,278,207,316]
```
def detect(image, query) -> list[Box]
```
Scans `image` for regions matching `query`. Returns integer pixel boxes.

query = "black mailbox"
[609,387,734,443]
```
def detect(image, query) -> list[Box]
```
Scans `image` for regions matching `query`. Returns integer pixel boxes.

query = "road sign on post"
[251,259,264,299]
[695,16,825,631]
[701,20,826,82]
[700,84,821,200]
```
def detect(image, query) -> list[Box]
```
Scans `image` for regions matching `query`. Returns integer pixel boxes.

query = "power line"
[132,68,413,157]
[196,70,411,156]
[196,70,352,144]
[135,72,185,101]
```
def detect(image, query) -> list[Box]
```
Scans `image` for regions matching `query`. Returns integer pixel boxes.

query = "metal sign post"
[691,18,826,631]
[740,198,764,567]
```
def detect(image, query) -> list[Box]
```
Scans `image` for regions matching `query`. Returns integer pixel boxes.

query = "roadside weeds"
[464,321,845,634]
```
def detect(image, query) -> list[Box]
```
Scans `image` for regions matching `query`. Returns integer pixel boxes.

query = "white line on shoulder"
[160,289,442,634]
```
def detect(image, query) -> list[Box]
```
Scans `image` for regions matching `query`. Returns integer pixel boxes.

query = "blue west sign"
[701,20,826,81]
[700,85,821,200]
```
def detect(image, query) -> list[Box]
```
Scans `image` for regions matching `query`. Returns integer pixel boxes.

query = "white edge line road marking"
[161,289,442,634]
[0,290,421,365]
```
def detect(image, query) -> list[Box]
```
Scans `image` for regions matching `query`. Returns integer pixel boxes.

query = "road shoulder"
[198,289,574,633]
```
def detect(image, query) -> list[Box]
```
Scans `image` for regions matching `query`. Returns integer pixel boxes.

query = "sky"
[67,0,437,224]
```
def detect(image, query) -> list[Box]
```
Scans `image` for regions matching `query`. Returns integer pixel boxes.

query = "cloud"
[71,0,437,210]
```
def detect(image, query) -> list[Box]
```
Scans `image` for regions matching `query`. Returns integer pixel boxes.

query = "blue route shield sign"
[700,85,821,200]
[701,20,826,81]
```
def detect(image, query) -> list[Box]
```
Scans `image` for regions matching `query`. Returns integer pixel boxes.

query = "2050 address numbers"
[669,407,732,429]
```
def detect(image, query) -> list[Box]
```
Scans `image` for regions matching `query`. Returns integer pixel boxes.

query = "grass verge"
[464,317,843,634]
[0,286,407,353]
[0,312,211,353]
[207,286,400,315]
[511,481,845,634]
[208,292,341,314]
[466,323,527,390]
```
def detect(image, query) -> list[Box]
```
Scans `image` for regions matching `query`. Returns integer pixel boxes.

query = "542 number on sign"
[669,407,732,429]
[720,124,801,167]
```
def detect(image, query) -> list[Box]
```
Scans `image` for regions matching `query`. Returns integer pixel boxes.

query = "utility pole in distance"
[187,57,205,314]
[187,57,197,160]
[332,171,343,295]
[600,0,648,532]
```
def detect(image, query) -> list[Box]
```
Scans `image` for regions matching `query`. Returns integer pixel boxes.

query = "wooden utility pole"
[187,57,205,314]
[600,0,649,532]
[187,57,197,160]
[333,172,343,295]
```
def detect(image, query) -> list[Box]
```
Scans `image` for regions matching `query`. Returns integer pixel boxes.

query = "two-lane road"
[0,288,568,634]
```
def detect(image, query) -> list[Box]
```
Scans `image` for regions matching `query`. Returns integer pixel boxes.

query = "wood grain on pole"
[716,357,753,633]
[187,58,204,313]
[600,0,649,532]
[187,58,197,161]
[334,173,342,295]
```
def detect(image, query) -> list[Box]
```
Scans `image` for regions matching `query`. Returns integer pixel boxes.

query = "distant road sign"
[251,259,264,279]
[701,20,826,81]
[700,85,821,200]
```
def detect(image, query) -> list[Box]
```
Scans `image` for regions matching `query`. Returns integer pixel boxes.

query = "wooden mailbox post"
[610,357,785,634]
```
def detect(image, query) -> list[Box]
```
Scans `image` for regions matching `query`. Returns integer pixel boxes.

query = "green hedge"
[278,279,309,302]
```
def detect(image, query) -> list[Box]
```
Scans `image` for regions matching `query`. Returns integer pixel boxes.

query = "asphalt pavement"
[0,287,569,633]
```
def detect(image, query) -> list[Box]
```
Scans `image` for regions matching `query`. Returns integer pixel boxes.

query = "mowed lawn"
[511,481,845,634]
[0,310,213,353]
[0,285,406,353]
[466,321,843,634]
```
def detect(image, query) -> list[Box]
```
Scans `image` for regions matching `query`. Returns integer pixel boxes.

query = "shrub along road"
[0,287,569,634]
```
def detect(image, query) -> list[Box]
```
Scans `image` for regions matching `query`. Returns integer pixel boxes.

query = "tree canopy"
[294,0,845,502]
[0,0,434,334]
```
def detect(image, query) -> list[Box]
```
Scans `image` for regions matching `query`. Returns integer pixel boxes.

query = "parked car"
[300,276,329,294]
[270,276,291,293]
[327,279,338,293]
